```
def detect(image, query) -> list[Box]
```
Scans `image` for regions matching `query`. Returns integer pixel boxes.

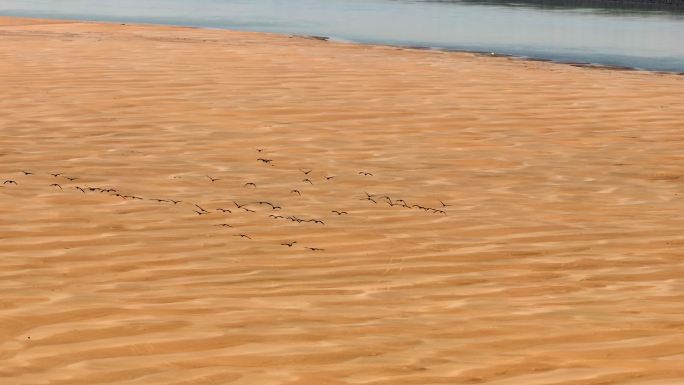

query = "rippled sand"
[2,16,684,385]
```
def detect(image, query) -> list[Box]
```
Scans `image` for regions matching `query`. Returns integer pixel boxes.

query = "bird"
[214,223,233,227]
[216,208,232,213]
[169,199,182,204]
[50,172,64,177]
[194,203,209,213]
[256,148,265,152]
[324,176,335,180]
[306,247,324,251]
[300,169,312,175]
[233,201,246,209]
[439,200,452,207]
[75,186,86,193]
[291,189,301,195]
[257,158,273,164]
[331,210,348,215]
[359,172,373,176]
[244,182,257,188]
[269,214,284,219]
[243,207,256,213]
[129,196,144,200]
[302,178,313,185]
[207,175,220,182]
[432,209,447,215]
[63,176,78,181]
[193,210,208,216]
[3,180,17,185]
[281,241,297,247]
[235,234,252,239]
[307,219,325,225]
[257,201,281,210]
[50,183,63,189]
[362,197,377,203]
[151,198,169,203]
[21,171,33,175]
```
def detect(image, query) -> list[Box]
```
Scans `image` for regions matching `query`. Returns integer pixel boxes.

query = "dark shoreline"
[2,14,683,76]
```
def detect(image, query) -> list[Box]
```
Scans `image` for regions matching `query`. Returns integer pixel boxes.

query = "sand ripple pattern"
[2,17,684,385]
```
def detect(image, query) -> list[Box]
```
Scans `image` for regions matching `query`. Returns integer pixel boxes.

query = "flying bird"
[206,175,220,182]
[300,169,312,175]
[214,223,233,227]
[281,241,297,247]
[306,247,324,251]
[244,182,257,188]
[50,183,63,189]
[50,172,64,177]
[325,176,335,180]
[63,176,78,181]
[233,201,246,208]
[169,199,182,204]
[234,234,252,239]
[194,203,209,213]
[21,171,33,175]
[75,186,86,193]
[216,208,232,213]
[440,200,452,207]
[302,178,313,185]
[358,171,373,176]
[291,189,301,195]
[3,180,17,185]
[331,210,348,215]
[257,158,273,164]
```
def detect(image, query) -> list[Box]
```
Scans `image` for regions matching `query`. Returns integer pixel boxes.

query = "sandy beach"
[1,16,684,385]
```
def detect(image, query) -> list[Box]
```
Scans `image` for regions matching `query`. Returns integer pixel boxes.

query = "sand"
[1,15,684,385]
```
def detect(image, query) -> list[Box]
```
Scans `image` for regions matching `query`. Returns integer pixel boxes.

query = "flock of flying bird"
[2,149,450,251]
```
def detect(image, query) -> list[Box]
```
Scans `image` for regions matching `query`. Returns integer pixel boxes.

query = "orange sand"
[1,16,684,385]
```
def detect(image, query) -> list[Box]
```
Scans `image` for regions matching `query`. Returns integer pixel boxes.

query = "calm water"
[2,0,684,72]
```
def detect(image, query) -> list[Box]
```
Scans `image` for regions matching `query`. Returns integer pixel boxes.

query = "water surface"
[1,0,684,72]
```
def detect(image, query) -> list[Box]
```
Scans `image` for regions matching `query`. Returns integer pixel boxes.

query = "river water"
[2,0,684,72]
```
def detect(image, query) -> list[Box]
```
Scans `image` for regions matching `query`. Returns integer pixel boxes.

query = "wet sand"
[1,16,684,385]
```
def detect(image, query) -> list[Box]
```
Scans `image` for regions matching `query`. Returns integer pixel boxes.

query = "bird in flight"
[306,247,324,251]
[281,241,297,247]
[291,189,301,195]
[325,176,335,180]
[151,198,169,203]
[362,197,377,203]
[214,223,233,227]
[257,158,273,164]
[233,201,246,208]
[308,219,325,225]
[216,208,232,213]
[169,199,182,204]
[244,182,257,188]
[75,186,86,193]
[3,180,17,185]
[358,172,373,176]
[21,171,33,175]
[440,200,452,207]
[257,201,281,210]
[50,172,64,177]
[256,148,265,152]
[243,207,256,213]
[269,214,284,219]
[302,178,313,185]
[194,203,209,213]
[63,176,78,181]
[193,210,208,216]
[207,175,220,182]
[50,183,63,189]
[300,169,312,175]
[234,234,252,239]
[331,210,348,215]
